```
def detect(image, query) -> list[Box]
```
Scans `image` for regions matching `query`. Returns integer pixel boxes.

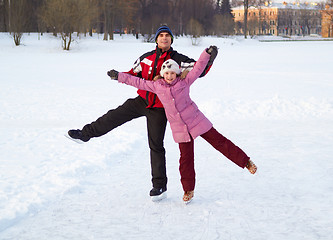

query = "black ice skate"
[150,187,167,202]
[65,129,90,144]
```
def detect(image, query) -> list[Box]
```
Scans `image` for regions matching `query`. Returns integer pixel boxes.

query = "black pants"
[81,96,168,189]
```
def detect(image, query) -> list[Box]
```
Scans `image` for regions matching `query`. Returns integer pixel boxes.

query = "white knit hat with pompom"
[160,59,181,77]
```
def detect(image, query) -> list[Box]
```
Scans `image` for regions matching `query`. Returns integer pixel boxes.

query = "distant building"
[232,2,322,37]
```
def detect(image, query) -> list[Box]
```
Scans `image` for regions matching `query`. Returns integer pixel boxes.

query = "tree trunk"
[13,32,22,46]
[103,2,108,40]
[244,0,248,39]
[66,33,72,50]
[62,33,72,51]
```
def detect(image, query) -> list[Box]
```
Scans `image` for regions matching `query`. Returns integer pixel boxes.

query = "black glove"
[107,69,119,80]
[206,45,218,66]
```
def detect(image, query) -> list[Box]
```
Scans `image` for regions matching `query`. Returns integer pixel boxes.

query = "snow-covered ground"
[0,33,333,239]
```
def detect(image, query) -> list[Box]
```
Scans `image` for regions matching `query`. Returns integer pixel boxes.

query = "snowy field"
[0,33,333,239]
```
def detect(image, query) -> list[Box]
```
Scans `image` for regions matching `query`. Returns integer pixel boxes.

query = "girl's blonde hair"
[153,75,163,81]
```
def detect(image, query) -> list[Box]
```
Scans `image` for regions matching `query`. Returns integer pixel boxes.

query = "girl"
[108,46,257,203]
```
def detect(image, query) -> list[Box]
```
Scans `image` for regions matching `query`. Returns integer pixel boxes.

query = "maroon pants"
[178,127,250,191]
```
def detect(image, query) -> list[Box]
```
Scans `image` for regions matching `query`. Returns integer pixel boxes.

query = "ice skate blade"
[64,133,84,144]
[151,192,167,202]
[183,198,193,205]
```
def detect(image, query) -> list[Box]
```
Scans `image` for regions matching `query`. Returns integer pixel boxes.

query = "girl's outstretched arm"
[117,72,157,93]
[184,47,215,86]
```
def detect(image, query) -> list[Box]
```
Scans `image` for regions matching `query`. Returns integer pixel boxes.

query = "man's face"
[156,32,172,51]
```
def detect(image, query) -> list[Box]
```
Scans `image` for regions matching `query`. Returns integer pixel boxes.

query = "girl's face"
[163,71,177,84]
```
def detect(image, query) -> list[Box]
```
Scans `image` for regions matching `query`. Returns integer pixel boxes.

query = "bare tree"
[322,0,333,37]
[216,0,234,35]
[8,0,32,46]
[252,0,266,35]
[100,0,139,41]
[39,0,98,50]
[187,18,203,45]
[244,0,249,38]
[102,0,112,40]
[0,0,9,32]
[77,0,98,36]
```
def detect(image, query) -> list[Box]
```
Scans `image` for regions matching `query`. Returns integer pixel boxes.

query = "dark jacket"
[126,46,212,108]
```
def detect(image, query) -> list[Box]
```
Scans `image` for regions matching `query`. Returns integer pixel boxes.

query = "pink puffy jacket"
[118,50,213,143]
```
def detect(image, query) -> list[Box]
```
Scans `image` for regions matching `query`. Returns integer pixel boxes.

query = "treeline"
[0,0,236,49]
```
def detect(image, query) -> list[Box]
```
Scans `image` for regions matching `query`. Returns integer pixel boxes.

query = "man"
[67,25,217,201]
